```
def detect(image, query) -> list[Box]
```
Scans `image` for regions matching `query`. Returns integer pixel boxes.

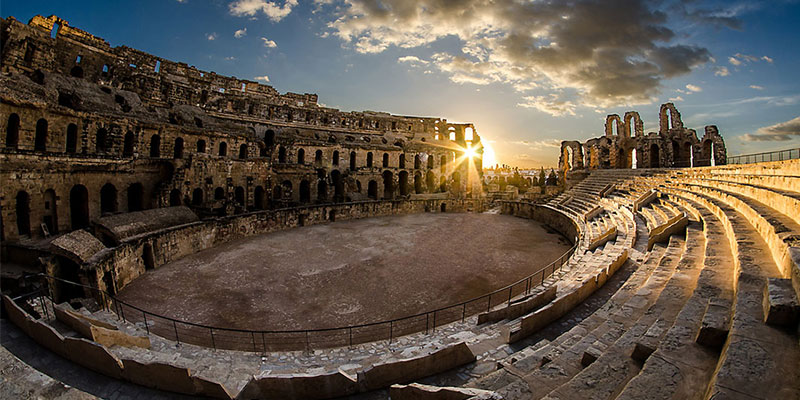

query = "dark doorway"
[16,191,31,236]
[100,183,118,214]
[70,185,90,229]
[127,183,144,212]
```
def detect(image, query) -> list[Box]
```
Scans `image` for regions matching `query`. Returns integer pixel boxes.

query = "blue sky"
[3,0,799,168]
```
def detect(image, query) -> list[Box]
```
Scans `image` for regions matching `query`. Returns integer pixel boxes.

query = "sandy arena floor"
[117,213,571,330]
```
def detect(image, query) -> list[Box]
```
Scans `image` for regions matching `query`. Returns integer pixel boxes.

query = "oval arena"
[1,14,799,400]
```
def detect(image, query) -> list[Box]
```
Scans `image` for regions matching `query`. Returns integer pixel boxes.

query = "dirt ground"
[117,213,571,330]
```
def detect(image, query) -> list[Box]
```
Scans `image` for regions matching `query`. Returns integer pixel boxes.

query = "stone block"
[581,346,602,367]
[63,337,124,380]
[695,300,730,350]
[121,359,196,395]
[357,342,476,391]
[389,383,499,400]
[236,370,357,400]
[762,278,799,326]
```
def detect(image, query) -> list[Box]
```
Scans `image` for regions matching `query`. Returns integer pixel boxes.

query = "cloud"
[729,53,773,67]
[234,28,247,38]
[669,95,684,102]
[260,37,277,48]
[680,2,746,30]
[714,66,729,76]
[206,32,218,41]
[397,56,429,66]
[517,95,577,117]
[741,116,800,141]
[749,85,764,90]
[229,0,298,22]
[761,56,773,63]
[728,56,742,66]
[254,75,270,82]
[317,0,713,109]
[686,84,702,92]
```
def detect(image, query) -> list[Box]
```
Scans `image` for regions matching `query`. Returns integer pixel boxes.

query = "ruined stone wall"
[0,15,483,242]
[559,103,726,177]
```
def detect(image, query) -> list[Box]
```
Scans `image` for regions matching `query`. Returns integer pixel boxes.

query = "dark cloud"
[320,0,721,114]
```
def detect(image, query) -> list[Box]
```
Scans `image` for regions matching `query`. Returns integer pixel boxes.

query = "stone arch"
[16,191,31,236]
[399,170,409,196]
[382,152,390,168]
[149,134,161,157]
[127,183,144,211]
[234,186,245,206]
[649,143,660,168]
[604,114,622,137]
[120,130,133,156]
[196,139,206,153]
[278,146,287,163]
[70,65,84,78]
[331,170,344,202]
[426,170,436,192]
[100,183,118,214]
[382,170,394,199]
[34,118,48,151]
[173,137,184,159]
[214,187,225,200]
[6,113,20,148]
[367,180,378,200]
[317,179,328,202]
[218,141,227,157]
[333,150,339,166]
[264,130,275,148]
[297,148,305,164]
[169,189,181,207]
[43,189,58,234]
[192,188,203,205]
[253,186,265,210]
[315,149,323,163]
[366,152,374,168]
[659,103,683,133]
[427,155,434,169]
[399,154,406,169]
[239,143,248,159]
[70,184,89,230]
[299,180,311,203]
[623,111,643,138]
[414,172,423,194]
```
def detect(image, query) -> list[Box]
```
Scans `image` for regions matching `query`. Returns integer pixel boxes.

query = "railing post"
[389,321,393,343]
[305,331,310,351]
[252,332,257,352]
[142,311,149,334]
[462,303,466,323]
[173,321,180,344]
[210,328,216,349]
[432,311,436,332]
[262,332,267,354]
[425,313,429,334]
[349,327,353,347]
[487,293,492,312]
[119,302,126,322]
[507,286,513,305]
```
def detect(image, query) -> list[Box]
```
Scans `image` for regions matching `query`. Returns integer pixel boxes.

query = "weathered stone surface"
[695,300,730,349]
[357,342,476,391]
[389,383,499,400]
[762,277,799,326]
[236,370,357,400]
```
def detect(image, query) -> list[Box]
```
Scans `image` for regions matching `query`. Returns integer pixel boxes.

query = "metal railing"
[29,244,577,353]
[727,148,800,165]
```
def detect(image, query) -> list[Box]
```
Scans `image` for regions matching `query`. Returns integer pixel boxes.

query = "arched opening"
[350,151,356,171]
[239,143,248,159]
[299,180,311,203]
[149,135,161,157]
[196,139,206,153]
[297,148,305,164]
[440,155,447,173]
[100,183,118,214]
[382,170,394,199]
[452,171,461,191]
[382,153,389,168]
[272,185,283,201]
[426,171,436,192]
[616,147,630,169]
[427,155,434,169]
[259,143,268,157]
[218,141,227,157]
[253,186,265,210]
[399,171,409,196]
[169,189,181,206]
[234,186,245,206]
[96,128,108,153]
[366,152,373,168]
[33,119,48,151]
[317,179,328,202]
[684,142,693,168]
[414,172,423,194]
[331,170,343,202]
[281,181,292,200]
[66,123,78,154]
[632,148,638,169]
[127,183,144,212]
[43,189,58,234]
[173,137,184,159]
[329,210,336,222]
[700,140,712,167]
[6,113,20,148]
[440,203,447,212]
[265,130,275,148]
[69,185,89,230]
[649,144,660,168]
[414,154,421,169]
[315,149,323,163]
[367,180,378,200]
[15,191,31,237]
[332,150,339,166]
[192,188,203,206]
[278,146,287,163]
[439,176,447,192]
[70,65,84,78]
[214,187,225,201]
[142,243,155,271]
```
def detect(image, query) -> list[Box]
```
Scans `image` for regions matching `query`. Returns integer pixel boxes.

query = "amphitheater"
[1,14,799,400]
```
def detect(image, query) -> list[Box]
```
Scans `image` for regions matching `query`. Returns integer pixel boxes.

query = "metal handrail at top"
[727,148,800,165]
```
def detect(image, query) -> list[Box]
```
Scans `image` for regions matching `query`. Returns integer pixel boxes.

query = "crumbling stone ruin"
[0,15,482,244]
[2,13,799,400]
[559,103,727,178]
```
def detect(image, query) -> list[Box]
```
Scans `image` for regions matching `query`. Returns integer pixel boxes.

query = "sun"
[465,143,479,159]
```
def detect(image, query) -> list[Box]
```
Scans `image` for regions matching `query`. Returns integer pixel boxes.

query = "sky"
[3,0,799,168]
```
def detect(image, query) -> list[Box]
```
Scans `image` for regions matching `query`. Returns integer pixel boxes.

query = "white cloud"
[234,28,247,38]
[714,66,730,76]
[742,116,800,141]
[728,56,742,66]
[686,84,702,92]
[669,95,684,102]
[224,56,238,61]
[397,56,429,66]
[260,37,277,48]
[254,75,270,82]
[761,55,774,63]
[749,85,764,90]
[229,0,298,22]
[206,32,218,41]
[317,0,712,109]
[517,95,577,117]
